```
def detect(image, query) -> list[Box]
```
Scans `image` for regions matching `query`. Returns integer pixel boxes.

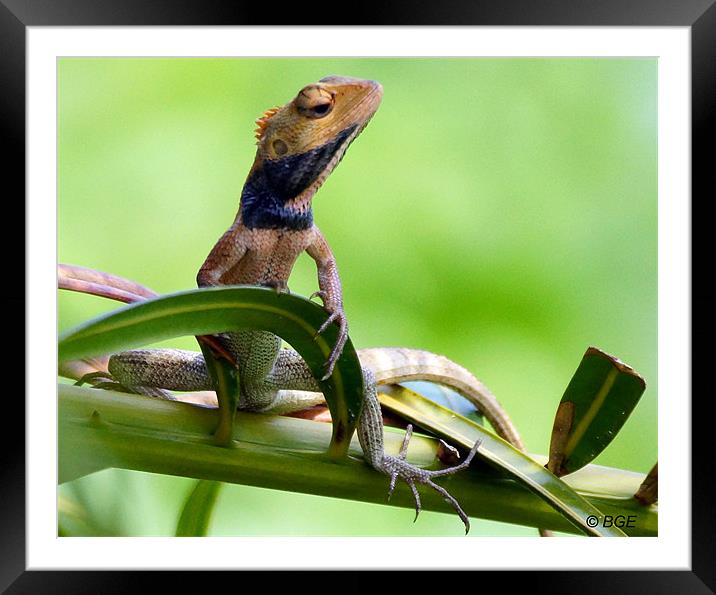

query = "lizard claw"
[315,311,339,337]
[387,472,399,500]
[408,480,421,523]
[388,425,414,500]
[76,371,157,396]
[309,290,327,303]
[75,370,114,387]
[314,310,349,381]
[78,369,176,400]
[381,433,482,533]
[263,280,289,295]
[398,424,414,459]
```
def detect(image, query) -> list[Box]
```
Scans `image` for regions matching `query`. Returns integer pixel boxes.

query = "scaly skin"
[102,77,525,532]
[195,75,383,378]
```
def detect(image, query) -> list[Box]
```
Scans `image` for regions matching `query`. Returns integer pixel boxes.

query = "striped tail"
[358,347,525,451]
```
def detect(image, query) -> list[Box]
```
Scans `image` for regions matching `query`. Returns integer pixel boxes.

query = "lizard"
[91,76,526,532]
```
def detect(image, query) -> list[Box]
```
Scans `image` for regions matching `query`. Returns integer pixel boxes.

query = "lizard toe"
[379,437,481,533]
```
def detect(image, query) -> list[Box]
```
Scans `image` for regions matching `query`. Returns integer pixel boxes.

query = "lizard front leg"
[195,221,250,367]
[306,228,348,380]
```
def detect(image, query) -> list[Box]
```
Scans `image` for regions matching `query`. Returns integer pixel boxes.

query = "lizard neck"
[239,167,314,230]
[240,124,358,231]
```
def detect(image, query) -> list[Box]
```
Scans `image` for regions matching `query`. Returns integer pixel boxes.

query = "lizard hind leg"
[99,348,214,400]
[381,430,480,534]
[75,368,176,400]
[357,368,481,533]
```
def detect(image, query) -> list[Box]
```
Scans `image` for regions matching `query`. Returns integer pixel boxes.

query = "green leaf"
[401,380,484,425]
[547,347,646,477]
[58,286,364,458]
[59,492,109,537]
[377,384,628,537]
[175,480,223,536]
[198,340,241,447]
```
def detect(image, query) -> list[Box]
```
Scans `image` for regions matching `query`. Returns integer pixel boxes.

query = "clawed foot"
[383,424,481,534]
[264,279,289,295]
[76,370,124,391]
[76,370,174,400]
[310,291,348,381]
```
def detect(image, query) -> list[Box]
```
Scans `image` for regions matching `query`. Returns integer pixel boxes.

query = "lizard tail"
[357,347,525,451]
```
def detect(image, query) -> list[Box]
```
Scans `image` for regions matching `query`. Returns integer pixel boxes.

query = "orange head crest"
[254,106,281,142]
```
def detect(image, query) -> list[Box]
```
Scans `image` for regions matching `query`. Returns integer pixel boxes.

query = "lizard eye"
[295,85,335,119]
[311,103,331,116]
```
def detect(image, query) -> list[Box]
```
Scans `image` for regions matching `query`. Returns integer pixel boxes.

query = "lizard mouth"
[296,79,383,184]
[329,80,383,134]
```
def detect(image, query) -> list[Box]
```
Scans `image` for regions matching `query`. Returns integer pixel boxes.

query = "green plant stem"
[59,384,657,536]
[175,480,223,536]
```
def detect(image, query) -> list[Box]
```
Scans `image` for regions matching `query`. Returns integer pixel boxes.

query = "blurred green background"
[58,58,657,536]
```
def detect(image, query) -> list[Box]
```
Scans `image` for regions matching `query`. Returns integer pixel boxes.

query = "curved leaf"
[58,286,364,458]
[547,347,646,476]
[377,384,628,537]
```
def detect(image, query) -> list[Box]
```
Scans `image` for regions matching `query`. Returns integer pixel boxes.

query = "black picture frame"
[5,0,712,591]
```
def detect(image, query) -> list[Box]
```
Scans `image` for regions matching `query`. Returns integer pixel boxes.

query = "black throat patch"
[240,124,357,230]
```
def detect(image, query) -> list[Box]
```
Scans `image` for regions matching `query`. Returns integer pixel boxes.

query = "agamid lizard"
[87,76,526,532]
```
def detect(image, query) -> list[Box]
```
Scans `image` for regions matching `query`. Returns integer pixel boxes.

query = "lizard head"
[256,76,382,157]
[241,76,382,229]
[254,77,382,192]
